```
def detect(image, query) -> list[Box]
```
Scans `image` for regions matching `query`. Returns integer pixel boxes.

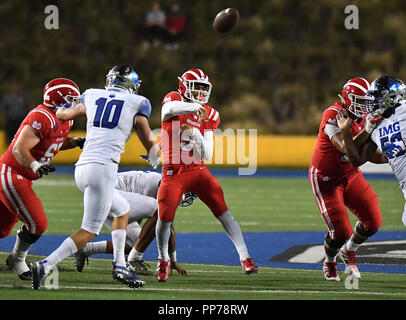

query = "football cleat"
[74,249,89,272]
[338,247,361,279]
[6,254,32,281]
[30,260,47,290]
[127,259,154,276]
[156,259,170,282]
[323,260,340,281]
[112,263,146,289]
[241,258,258,274]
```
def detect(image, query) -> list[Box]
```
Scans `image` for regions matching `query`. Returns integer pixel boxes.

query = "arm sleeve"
[136,99,152,119]
[324,124,341,140]
[190,129,214,160]
[161,100,201,121]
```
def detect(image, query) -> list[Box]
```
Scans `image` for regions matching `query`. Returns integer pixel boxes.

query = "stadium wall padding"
[0,131,317,168]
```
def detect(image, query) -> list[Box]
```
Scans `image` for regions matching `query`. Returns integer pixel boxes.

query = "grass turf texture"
[0,174,405,300]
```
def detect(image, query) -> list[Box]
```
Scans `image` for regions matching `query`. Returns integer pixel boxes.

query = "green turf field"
[0,173,405,300]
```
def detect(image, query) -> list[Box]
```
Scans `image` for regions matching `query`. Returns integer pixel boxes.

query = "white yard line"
[0,283,405,297]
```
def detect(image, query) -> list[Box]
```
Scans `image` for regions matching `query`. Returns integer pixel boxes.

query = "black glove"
[76,137,85,149]
[36,164,56,178]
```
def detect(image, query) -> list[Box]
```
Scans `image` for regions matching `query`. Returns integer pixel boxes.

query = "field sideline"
[0,172,405,301]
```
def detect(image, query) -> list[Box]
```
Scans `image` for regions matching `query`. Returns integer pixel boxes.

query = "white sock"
[325,255,336,263]
[44,237,77,274]
[111,229,126,267]
[128,248,144,262]
[217,210,250,261]
[12,234,32,262]
[346,239,361,252]
[156,219,171,261]
[82,241,107,256]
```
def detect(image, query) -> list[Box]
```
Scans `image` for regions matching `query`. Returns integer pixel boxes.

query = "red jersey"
[0,104,73,180]
[159,91,220,166]
[310,102,364,177]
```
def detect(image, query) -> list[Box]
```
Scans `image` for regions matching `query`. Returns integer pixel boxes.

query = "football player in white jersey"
[30,65,159,290]
[74,170,188,276]
[337,76,406,226]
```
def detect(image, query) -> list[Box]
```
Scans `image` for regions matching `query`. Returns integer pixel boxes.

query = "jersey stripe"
[208,108,215,120]
[346,82,368,93]
[33,109,55,128]
[44,84,79,97]
[212,111,219,122]
[326,107,341,113]
[309,166,335,239]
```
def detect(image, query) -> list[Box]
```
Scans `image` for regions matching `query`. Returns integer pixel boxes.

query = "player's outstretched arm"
[162,101,206,122]
[56,103,86,121]
[60,137,85,150]
[134,115,157,154]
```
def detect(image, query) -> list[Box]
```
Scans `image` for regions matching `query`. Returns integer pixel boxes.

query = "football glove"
[365,114,383,134]
[75,137,85,149]
[30,161,56,178]
[179,192,197,207]
[140,155,160,169]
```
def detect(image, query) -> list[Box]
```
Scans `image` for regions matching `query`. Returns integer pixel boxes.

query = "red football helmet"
[178,69,212,104]
[339,77,371,118]
[43,78,80,108]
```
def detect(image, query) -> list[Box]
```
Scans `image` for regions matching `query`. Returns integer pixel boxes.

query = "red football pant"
[309,167,382,242]
[158,164,228,222]
[0,164,47,238]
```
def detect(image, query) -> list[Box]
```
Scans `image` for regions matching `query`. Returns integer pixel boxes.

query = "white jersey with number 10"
[76,88,151,166]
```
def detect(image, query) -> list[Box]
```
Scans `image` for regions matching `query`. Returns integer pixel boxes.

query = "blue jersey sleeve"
[136,98,152,119]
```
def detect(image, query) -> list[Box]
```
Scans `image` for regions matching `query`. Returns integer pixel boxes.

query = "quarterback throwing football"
[155,68,258,282]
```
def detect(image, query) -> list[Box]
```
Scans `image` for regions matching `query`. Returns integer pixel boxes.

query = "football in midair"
[213,8,239,33]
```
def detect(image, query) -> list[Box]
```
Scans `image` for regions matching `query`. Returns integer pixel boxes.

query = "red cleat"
[156,259,170,282]
[241,258,258,274]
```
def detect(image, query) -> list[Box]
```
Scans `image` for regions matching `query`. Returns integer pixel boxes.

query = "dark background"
[0,0,405,134]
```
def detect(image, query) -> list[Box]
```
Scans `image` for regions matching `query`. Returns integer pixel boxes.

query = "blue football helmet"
[366,76,406,116]
[105,65,141,94]
[178,192,197,207]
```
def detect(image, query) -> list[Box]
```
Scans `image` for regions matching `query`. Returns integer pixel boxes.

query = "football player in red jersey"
[309,77,387,281]
[155,68,258,282]
[0,78,84,280]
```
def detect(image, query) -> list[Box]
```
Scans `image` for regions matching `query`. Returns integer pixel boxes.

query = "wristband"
[30,161,42,173]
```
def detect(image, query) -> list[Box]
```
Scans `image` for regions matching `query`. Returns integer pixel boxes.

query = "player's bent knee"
[34,219,48,236]
[18,225,41,244]
[324,232,346,250]
[355,221,379,238]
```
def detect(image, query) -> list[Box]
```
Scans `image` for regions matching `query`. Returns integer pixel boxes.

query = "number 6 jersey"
[370,101,406,182]
[76,88,151,166]
[0,104,74,180]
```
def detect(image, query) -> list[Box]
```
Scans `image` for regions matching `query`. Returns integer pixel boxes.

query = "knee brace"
[324,232,345,250]
[354,221,378,238]
[17,225,41,244]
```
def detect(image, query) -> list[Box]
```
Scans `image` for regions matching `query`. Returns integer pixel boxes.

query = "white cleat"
[6,254,31,281]
[338,247,361,279]
[323,260,340,281]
